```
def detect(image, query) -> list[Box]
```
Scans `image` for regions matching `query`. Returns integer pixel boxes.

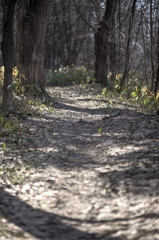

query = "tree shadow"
[0,187,122,240]
[51,99,110,115]
[0,187,159,239]
[77,98,139,109]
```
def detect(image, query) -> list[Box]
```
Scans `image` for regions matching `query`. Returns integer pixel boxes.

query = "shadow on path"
[0,187,122,240]
[1,187,159,239]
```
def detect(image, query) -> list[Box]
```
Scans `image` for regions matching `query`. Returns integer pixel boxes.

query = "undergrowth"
[102,72,159,114]
[0,66,158,117]
[45,66,94,86]
[0,94,55,185]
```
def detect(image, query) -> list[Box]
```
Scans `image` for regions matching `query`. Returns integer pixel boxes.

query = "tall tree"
[154,16,159,96]
[94,0,117,86]
[1,0,17,110]
[16,0,50,95]
[119,0,137,91]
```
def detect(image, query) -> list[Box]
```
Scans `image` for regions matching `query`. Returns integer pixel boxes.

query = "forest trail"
[1,84,159,240]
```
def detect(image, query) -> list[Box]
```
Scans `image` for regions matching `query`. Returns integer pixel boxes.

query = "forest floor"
[0,84,159,240]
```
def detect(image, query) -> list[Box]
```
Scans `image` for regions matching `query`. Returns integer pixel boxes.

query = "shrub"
[102,71,159,113]
[45,66,94,86]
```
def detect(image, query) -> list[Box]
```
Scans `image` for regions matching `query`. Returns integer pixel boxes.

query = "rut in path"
[0,84,159,240]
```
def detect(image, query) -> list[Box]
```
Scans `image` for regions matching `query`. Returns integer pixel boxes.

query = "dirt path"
[0,84,159,240]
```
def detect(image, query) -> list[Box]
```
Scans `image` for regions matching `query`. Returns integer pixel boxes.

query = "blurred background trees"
[45,0,159,95]
[0,0,159,110]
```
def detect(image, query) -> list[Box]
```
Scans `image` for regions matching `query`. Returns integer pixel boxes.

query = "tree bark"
[16,0,50,94]
[94,0,117,87]
[154,17,159,96]
[1,0,17,110]
[119,0,137,91]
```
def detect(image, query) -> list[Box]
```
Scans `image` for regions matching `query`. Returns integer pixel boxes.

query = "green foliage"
[25,84,42,96]
[98,126,103,134]
[0,93,49,147]
[0,161,32,185]
[130,86,159,112]
[1,142,7,152]
[0,114,20,137]
[102,71,159,113]
[45,66,94,86]
[102,88,107,96]
[1,66,23,94]
[0,66,42,97]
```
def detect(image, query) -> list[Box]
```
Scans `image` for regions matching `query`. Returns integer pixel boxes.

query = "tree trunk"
[1,0,17,110]
[16,0,50,94]
[94,0,117,87]
[150,0,155,91]
[119,0,137,91]
[154,17,159,96]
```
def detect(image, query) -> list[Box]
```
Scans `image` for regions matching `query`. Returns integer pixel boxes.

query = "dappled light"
[1,84,159,239]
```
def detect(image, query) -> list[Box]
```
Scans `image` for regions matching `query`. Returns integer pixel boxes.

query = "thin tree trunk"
[154,17,159,96]
[141,11,149,87]
[119,0,137,91]
[150,0,155,91]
